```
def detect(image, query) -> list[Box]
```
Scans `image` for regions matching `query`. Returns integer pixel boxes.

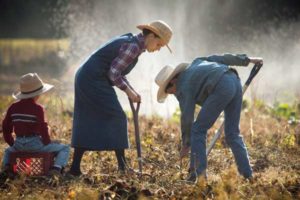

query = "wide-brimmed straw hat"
[12,73,54,99]
[137,20,173,53]
[155,63,189,103]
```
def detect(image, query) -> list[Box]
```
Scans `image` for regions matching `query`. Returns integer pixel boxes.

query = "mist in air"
[55,0,300,117]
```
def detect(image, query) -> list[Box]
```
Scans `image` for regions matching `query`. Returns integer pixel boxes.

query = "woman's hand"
[249,57,263,65]
[125,87,141,103]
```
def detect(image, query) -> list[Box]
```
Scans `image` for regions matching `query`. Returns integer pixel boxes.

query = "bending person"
[155,53,263,182]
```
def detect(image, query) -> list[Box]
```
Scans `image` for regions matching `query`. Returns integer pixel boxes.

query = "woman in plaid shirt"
[69,20,173,176]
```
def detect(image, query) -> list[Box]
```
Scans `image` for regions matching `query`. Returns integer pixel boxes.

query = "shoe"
[118,168,126,175]
[0,165,11,186]
[117,164,128,174]
[48,167,62,177]
[117,165,137,175]
[0,171,8,186]
[186,172,198,184]
[244,175,254,184]
[48,168,63,186]
[186,171,207,185]
[64,170,82,180]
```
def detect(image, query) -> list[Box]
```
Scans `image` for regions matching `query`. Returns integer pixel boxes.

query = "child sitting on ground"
[0,73,70,180]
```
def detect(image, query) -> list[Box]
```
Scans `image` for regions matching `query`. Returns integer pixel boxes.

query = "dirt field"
[0,95,299,200]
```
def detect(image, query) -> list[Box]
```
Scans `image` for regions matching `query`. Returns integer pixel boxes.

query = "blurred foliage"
[253,99,265,109]
[281,133,296,149]
[242,99,249,110]
[0,96,14,114]
[243,98,300,123]
[171,105,201,124]
[0,39,69,77]
[171,107,181,123]
[271,102,299,121]
[272,103,293,118]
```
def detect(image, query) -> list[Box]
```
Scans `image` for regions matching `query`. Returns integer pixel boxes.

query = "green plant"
[272,102,295,120]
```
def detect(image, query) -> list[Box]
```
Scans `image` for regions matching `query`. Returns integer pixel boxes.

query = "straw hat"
[12,73,54,99]
[137,20,173,53]
[155,63,189,103]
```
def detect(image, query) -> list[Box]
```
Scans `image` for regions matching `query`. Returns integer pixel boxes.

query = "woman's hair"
[142,29,159,38]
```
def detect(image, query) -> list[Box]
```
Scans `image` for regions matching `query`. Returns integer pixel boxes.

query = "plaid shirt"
[2,98,51,146]
[108,33,145,90]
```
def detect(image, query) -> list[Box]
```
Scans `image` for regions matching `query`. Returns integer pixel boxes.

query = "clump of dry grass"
[0,95,299,199]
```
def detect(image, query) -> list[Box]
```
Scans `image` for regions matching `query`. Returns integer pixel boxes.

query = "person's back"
[78,33,140,79]
[176,58,229,105]
[3,98,50,146]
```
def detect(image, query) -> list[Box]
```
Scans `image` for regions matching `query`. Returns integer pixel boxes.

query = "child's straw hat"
[13,73,53,99]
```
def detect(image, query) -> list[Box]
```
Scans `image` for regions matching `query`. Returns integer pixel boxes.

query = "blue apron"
[71,33,140,150]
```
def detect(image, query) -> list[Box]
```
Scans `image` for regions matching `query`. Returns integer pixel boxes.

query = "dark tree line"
[0,0,68,38]
[0,0,299,38]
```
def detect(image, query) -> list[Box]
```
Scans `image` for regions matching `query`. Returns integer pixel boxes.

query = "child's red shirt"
[2,98,51,146]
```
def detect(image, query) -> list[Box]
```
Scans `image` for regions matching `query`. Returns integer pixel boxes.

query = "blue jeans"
[2,136,70,168]
[190,72,252,178]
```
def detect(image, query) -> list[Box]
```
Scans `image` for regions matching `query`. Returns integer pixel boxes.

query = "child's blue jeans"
[190,71,252,178]
[2,136,70,168]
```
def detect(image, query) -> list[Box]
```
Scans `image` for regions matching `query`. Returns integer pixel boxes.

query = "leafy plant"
[271,102,299,121]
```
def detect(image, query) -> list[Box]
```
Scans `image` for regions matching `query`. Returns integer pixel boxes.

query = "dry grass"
[0,39,69,66]
[0,94,299,200]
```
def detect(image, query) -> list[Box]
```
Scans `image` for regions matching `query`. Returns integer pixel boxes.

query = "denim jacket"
[175,54,250,146]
